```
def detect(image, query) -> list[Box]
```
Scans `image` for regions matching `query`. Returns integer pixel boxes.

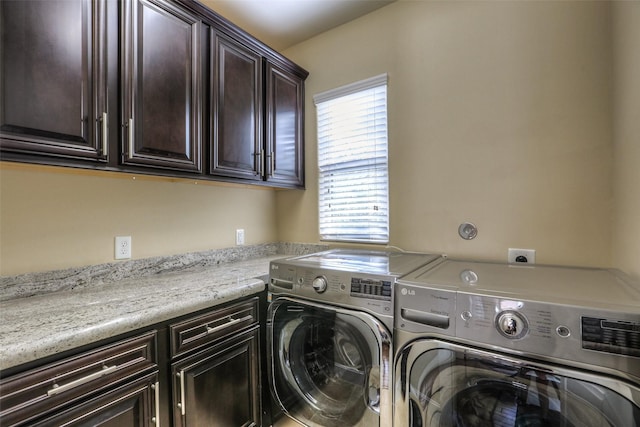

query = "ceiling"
[199,0,396,51]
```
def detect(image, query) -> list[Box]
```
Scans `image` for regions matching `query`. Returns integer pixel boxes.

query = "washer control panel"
[351,277,392,300]
[269,263,397,327]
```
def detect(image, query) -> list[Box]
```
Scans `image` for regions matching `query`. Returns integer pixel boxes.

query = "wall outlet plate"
[508,248,535,264]
[115,236,132,259]
[236,229,245,245]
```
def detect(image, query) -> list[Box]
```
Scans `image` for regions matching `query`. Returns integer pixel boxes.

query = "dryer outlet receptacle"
[508,248,535,264]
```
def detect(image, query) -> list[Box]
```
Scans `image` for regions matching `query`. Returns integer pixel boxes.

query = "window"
[314,74,389,243]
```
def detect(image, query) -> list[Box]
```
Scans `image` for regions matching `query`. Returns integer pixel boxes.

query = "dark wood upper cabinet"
[209,31,263,181]
[208,30,307,188]
[0,0,110,161]
[265,63,305,188]
[1,0,307,188]
[121,0,203,172]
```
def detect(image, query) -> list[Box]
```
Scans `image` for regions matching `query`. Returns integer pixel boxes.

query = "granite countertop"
[0,243,329,372]
[0,256,284,371]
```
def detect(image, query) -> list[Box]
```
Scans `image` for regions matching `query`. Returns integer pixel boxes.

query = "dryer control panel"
[394,259,640,382]
[454,293,640,380]
[582,317,640,358]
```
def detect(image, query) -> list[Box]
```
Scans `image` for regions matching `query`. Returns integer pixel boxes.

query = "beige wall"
[0,164,278,275]
[279,0,615,268]
[3,1,637,278]
[612,1,640,281]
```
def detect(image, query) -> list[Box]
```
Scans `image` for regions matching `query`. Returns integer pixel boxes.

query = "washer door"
[394,339,640,427]
[268,298,391,427]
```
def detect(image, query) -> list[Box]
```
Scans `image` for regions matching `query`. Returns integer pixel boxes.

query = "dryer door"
[268,298,391,427]
[394,339,640,427]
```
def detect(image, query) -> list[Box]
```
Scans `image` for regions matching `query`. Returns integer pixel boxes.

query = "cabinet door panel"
[122,0,202,171]
[265,63,304,188]
[0,0,108,160]
[210,31,262,180]
[173,328,260,427]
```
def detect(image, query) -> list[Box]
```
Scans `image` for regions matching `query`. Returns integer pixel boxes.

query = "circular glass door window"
[272,302,381,426]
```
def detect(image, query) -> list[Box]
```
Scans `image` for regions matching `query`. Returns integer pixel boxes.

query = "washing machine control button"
[556,325,571,337]
[496,311,528,339]
[312,276,328,293]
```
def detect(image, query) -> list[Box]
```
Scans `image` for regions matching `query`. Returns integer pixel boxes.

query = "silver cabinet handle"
[265,151,275,176]
[254,150,263,176]
[128,118,134,156]
[102,112,108,157]
[151,381,160,426]
[47,365,117,396]
[206,315,252,335]
[177,371,186,416]
[271,151,275,175]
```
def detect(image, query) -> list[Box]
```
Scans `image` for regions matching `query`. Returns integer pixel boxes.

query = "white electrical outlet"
[508,248,535,264]
[236,229,245,245]
[115,236,132,259]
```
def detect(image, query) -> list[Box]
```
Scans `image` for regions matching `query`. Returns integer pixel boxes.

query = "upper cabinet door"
[265,63,305,188]
[121,0,202,172]
[0,0,109,161]
[209,31,263,181]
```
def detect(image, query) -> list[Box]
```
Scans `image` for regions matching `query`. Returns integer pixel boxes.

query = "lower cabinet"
[0,296,261,427]
[172,328,261,427]
[169,296,261,427]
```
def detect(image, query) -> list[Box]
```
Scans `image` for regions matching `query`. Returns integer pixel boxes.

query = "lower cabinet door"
[33,372,159,427]
[172,327,260,427]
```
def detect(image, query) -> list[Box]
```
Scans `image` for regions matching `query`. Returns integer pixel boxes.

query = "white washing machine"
[267,249,443,427]
[393,260,640,427]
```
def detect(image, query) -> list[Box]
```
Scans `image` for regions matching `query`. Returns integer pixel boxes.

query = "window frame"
[313,73,389,244]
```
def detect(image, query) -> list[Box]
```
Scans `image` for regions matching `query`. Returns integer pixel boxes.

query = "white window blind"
[314,74,389,243]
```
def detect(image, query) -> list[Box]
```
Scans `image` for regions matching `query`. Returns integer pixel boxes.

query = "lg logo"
[400,288,415,296]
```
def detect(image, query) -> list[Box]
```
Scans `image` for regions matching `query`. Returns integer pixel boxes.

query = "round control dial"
[495,310,528,339]
[312,276,328,293]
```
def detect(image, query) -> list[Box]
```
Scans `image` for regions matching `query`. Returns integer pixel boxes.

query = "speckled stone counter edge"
[0,242,328,301]
[0,242,328,371]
